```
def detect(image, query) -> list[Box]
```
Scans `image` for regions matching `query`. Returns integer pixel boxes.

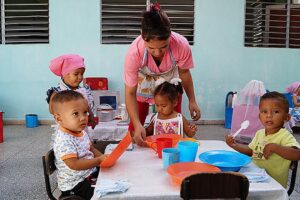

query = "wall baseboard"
[3,120,55,125]
[195,120,224,125]
[3,119,225,125]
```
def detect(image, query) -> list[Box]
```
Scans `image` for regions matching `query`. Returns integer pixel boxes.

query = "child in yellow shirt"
[226,91,300,187]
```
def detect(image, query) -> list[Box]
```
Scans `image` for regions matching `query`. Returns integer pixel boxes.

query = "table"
[88,120,129,141]
[91,140,289,200]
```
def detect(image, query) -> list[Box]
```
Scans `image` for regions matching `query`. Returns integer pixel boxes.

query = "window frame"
[100,0,195,45]
[244,0,300,48]
[0,0,49,45]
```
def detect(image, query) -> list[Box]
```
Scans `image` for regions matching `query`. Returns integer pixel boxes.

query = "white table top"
[91,140,288,200]
[88,120,128,141]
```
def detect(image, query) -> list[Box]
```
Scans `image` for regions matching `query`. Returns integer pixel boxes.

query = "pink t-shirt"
[124,32,194,87]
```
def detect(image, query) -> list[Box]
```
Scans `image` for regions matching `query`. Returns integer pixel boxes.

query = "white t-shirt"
[53,127,96,191]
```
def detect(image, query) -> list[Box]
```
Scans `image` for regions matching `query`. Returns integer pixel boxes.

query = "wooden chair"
[180,172,249,200]
[42,149,85,200]
[288,160,298,196]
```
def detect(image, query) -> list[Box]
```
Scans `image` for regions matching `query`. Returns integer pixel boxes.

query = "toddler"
[226,91,300,187]
[51,90,107,199]
[46,54,97,128]
[146,79,197,137]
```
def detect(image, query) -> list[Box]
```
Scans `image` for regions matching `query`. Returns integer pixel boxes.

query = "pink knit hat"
[286,81,300,94]
[49,54,85,77]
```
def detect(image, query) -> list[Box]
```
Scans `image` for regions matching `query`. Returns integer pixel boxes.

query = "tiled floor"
[0,125,299,200]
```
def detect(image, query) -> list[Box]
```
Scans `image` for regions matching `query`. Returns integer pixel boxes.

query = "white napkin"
[105,143,134,153]
[239,166,269,182]
[94,179,131,198]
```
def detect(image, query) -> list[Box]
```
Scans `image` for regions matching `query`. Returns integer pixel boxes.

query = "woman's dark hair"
[154,81,183,102]
[141,3,171,42]
[260,91,289,113]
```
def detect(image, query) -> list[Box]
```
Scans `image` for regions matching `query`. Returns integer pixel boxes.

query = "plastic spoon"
[232,120,250,138]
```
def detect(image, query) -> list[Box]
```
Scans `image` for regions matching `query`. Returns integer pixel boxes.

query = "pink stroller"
[231,80,266,144]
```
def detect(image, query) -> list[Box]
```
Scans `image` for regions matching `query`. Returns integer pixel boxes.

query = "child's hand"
[98,154,109,163]
[225,135,236,147]
[187,124,197,137]
[88,116,98,129]
[263,143,277,159]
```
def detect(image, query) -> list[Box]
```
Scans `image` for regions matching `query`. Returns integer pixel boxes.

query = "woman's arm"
[125,84,146,146]
[178,69,201,121]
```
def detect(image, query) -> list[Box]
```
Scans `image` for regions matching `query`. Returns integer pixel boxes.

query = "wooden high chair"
[42,149,85,200]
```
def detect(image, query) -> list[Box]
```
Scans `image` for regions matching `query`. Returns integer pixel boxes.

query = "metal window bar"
[3,0,49,44]
[101,0,194,45]
[1,0,5,44]
[245,0,300,48]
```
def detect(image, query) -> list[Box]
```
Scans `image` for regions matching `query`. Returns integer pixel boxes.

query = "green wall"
[0,0,299,121]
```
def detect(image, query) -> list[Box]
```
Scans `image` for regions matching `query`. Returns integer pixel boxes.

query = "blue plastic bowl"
[199,150,252,172]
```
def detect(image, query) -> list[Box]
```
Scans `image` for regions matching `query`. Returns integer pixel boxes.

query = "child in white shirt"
[51,90,107,199]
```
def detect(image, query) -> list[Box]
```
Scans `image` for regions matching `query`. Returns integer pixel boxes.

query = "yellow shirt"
[249,128,300,187]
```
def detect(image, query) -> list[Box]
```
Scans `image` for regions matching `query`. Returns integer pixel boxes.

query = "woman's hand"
[133,124,147,146]
[189,101,201,121]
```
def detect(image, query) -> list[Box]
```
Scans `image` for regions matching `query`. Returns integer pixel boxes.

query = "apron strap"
[153,113,158,135]
[141,49,148,66]
[177,113,184,137]
[142,47,176,68]
[169,47,177,66]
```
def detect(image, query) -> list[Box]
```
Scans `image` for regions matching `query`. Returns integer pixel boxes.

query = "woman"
[124,3,201,146]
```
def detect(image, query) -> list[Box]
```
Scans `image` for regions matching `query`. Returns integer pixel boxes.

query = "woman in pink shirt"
[124,3,201,146]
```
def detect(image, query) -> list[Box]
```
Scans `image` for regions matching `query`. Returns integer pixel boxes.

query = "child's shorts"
[60,167,99,199]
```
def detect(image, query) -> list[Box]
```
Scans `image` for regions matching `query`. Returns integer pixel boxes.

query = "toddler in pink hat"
[49,54,86,77]
[46,54,97,129]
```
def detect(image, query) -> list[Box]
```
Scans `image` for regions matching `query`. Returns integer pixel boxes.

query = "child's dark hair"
[52,90,85,112]
[260,91,289,113]
[141,3,171,42]
[154,81,183,102]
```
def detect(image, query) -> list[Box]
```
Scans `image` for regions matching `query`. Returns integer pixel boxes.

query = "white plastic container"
[97,104,114,122]
[119,104,128,121]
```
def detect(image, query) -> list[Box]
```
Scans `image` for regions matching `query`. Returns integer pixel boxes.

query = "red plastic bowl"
[145,134,182,151]
[166,162,221,185]
[100,132,132,168]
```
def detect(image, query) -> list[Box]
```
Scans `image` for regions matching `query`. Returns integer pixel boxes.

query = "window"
[0,0,49,44]
[101,0,195,45]
[245,0,300,48]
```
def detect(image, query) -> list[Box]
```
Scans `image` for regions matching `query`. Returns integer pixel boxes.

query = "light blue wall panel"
[0,0,299,121]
